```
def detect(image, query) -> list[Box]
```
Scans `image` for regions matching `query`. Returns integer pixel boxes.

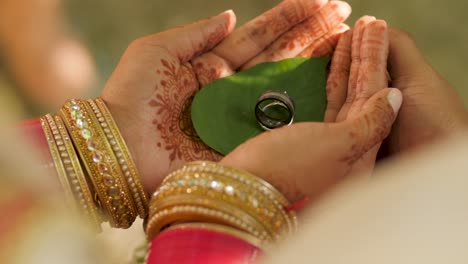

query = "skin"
[332,17,391,176]
[0,0,96,109]
[386,28,468,154]
[221,19,402,203]
[100,0,352,193]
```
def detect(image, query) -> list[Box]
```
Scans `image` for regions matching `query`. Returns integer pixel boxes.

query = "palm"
[148,61,218,162]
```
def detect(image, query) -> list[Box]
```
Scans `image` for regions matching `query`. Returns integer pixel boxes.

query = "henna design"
[298,24,349,58]
[241,2,350,69]
[190,19,231,61]
[324,30,352,122]
[149,59,220,162]
[339,97,394,165]
[191,51,236,86]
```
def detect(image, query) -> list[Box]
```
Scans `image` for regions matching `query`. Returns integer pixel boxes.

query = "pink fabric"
[147,227,262,264]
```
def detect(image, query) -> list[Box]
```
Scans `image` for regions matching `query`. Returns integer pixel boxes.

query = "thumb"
[141,10,236,62]
[342,88,403,159]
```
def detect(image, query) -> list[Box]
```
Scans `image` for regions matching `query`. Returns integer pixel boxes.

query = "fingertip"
[355,16,376,27]
[368,19,388,32]
[330,1,352,15]
[219,9,237,33]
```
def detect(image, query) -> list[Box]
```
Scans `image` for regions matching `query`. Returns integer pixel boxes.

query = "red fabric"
[147,228,262,264]
[17,118,52,165]
[286,196,310,212]
[17,118,59,183]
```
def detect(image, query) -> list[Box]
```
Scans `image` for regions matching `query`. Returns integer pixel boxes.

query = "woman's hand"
[385,28,468,154]
[99,0,351,192]
[221,18,402,203]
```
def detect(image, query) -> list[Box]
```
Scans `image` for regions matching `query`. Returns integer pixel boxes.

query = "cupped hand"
[221,19,403,203]
[99,0,351,192]
[327,17,391,176]
[386,28,468,154]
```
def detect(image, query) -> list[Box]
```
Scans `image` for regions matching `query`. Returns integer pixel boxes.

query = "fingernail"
[218,9,234,17]
[387,88,403,114]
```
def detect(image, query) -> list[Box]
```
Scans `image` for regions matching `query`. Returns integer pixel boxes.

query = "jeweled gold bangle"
[160,163,296,238]
[53,114,102,230]
[60,99,136,228]
[147,162,297,243]
[185,161,297,231]
[81,100,138,227]
[88,98,148,218]
[166,222,265,250]
[40,115,75,207]
[153,172,285,239]
[146,194,271,242]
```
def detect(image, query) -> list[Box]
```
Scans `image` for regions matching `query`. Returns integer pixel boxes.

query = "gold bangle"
[147,162,297,243]
[60,99,136,228]
[53,114,103,230]
[81,100,138,227]
[40,115,75,207]
[154,172,287,239]
[182,161,297,230]
[146,194,271,242]
[160,163,296,238]
[165,222,265,250]
[89,98,148,218]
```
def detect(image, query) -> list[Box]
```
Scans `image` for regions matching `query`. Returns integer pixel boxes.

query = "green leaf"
[191,57,329,155]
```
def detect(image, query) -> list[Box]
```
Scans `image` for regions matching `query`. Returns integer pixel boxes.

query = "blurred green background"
[2,0,467,116]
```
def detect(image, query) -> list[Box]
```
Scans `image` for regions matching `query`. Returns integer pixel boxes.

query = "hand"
[99,0,351,192]
[221,19,403,203]
[385,28,468,154]
[326,17,391,176]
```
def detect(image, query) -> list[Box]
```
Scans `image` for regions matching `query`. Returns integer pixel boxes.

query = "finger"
[339,88,402,164]
[139,10,236,63]
[298,23,350,58]
[241,1,351,70]
[191,53,235,86]
[214,0,327,69]
[346,19,389,118]
[336,16,376,122]
[356,20,389,101]
[388,28,430,81]
[192,0,327,86]
[324,29,352,122]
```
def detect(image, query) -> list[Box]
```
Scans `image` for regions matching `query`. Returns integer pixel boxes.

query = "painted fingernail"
[387,88,403,114]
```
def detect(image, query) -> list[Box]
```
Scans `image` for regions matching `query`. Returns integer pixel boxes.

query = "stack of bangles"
[145,161,298,246]
[40,98,149,230]
[40,98,298,246]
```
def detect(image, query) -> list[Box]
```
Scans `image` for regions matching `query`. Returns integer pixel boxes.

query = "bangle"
[146,194,271,241]
[146,161,297,243]
[164,161,296,235]
[53,114,102,230]
[88,98,148,218]
[40,115,75,206]
[151,172,284,239]
[59,99,136,228]
[40,97,147,229]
